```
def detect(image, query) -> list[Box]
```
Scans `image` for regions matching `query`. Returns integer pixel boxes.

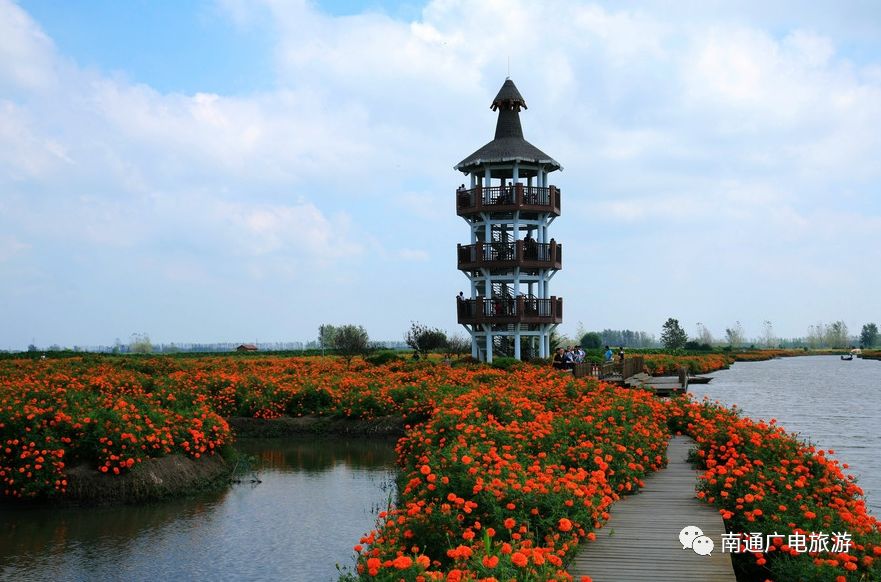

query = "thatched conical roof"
[455,79,561,173]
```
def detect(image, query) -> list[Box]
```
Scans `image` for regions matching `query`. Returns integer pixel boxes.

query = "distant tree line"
[12,319,877,357]
[573,318,880,353]
[578,329,657,349]
[18,337,410,355]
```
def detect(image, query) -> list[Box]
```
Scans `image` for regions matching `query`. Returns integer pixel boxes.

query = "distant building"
[236,344,258,352]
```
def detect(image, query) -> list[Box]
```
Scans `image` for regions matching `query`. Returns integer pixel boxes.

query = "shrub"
[404,322,449,358]
[286,385,335,416]
[364,350,401,366]
[488,357,522,370]
[580,332,602,349]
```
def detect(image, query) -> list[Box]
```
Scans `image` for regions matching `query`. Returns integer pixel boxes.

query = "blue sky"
[1,0,880,349]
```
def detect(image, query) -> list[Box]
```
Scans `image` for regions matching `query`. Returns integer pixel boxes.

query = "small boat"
[841,354,853,361]
[688,376,713,384]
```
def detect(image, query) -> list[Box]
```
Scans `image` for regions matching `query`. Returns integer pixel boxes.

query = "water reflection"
[689,356,881,517]
[238,437,399,474]
[0,437,397,582]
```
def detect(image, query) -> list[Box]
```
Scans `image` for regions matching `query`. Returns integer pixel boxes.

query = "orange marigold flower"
[482,555,499,568]
[392,555,413,570]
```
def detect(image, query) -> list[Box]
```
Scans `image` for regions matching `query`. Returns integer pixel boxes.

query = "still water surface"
[688,355,881,517]
[0,437,397,582]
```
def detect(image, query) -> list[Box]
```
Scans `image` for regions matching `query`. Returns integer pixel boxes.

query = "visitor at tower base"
[552,348,566,369]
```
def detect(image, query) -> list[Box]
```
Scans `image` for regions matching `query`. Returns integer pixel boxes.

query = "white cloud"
[398,248,429,261]
[0,100,72,179]
[1,0,880,347]
[0,234,28,261]
[225,201,360,259]
[0,0,57,92]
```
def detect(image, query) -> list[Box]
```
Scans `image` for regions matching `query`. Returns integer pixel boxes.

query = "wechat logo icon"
[679,526,714,556]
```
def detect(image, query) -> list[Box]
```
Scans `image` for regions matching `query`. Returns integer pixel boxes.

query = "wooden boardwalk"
[568,437,736,582]
[624,372,688,397]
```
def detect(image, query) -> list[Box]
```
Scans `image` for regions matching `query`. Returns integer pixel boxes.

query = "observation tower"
[455,79,563,362]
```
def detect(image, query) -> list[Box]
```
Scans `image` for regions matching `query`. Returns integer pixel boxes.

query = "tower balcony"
[457,296,563,325]
[456,185,561,217]
[457,240,562,271]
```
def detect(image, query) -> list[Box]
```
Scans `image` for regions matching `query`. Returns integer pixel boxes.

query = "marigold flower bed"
[0,358,232,497]
[640,353,731,375]
[670,398,881,582]
[347,367,670,581]
[2,355,879,581]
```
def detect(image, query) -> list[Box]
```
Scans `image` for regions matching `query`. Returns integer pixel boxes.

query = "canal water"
[0,437,397,582]
[688,355,881,518]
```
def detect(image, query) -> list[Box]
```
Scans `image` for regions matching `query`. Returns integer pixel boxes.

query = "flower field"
[640,353,731,375]
[1,354,879,581]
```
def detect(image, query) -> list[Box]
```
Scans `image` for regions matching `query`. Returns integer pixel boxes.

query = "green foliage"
[286,384,335,415]
[684,340,712,351]
[330,324,370,366]
[580,332,602,349]
[825,320,849,348]
[860,323,878,348]
[364,350,402,366]
[129,332,153,354]
[404,321,449,357]
[660,318,688,350]
[318,324,338,350]
[487,356,522,370]
[446,335,471,357]
[598,329,655,348]
[725,321,744,347]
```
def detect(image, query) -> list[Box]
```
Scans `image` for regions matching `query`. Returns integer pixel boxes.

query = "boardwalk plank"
[567,436,735,582]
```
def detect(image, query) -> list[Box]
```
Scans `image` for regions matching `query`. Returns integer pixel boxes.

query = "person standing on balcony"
[457,184,469,207]
[499,181,512,204]
[604,345,613,362]
[524,232,536,260]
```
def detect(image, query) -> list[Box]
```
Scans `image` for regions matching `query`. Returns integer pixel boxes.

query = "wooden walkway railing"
[571,358,642,381]
[568,436,735,581]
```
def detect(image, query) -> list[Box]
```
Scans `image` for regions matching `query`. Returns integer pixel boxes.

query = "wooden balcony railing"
[456,296,563,325]
[457,240,562,270]
[456,184,561,216]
